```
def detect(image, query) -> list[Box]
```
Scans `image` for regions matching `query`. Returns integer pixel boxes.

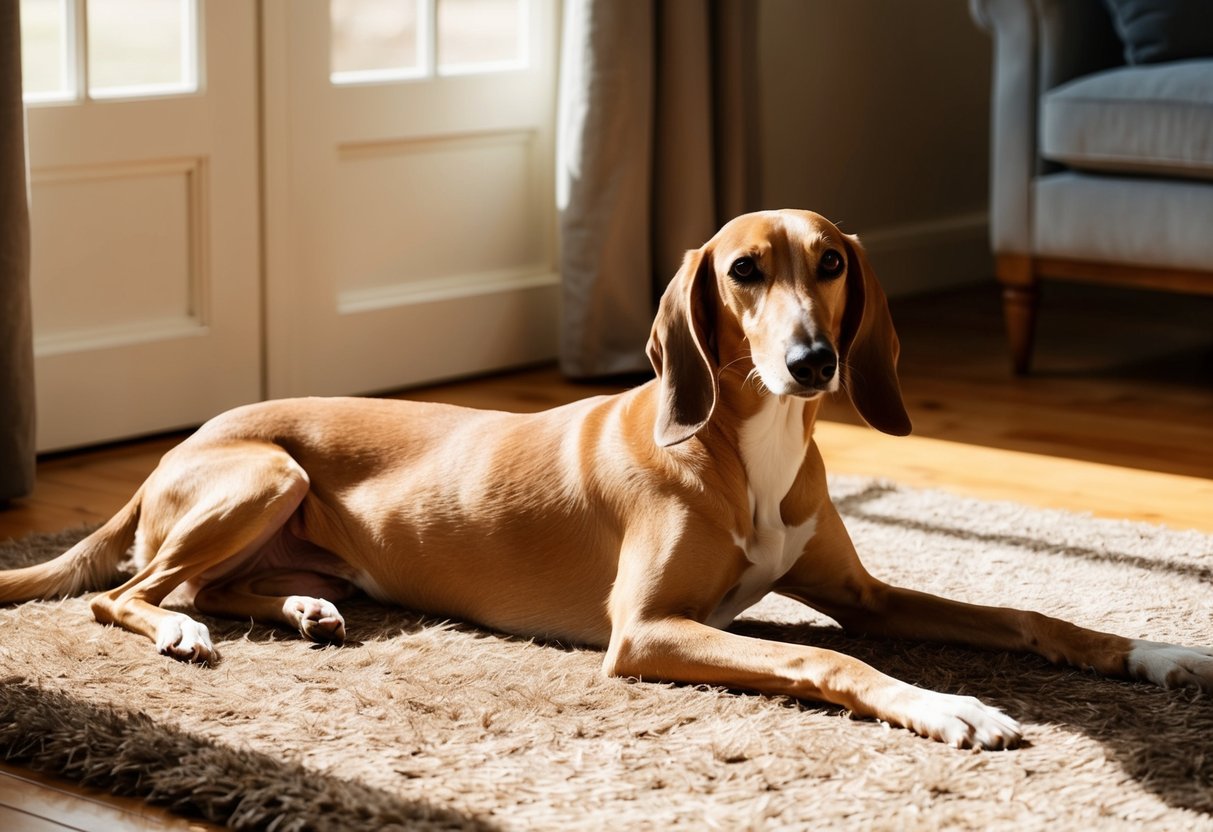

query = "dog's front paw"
[284,596,346,645]
[893,688,1023,750]
[156,614,217,664]
[1128,640,1213,691]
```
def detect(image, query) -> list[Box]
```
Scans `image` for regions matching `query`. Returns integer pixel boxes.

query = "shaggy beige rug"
[1,475,1212,831]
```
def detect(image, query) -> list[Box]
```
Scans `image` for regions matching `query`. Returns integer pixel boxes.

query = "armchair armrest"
[970,0,1122,255]
[970,0,1039,255]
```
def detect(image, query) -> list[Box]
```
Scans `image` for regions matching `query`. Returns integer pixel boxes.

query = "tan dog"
[3,210,1210,749]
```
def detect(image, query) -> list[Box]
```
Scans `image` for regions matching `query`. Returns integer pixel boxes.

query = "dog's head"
[647,209,911,447]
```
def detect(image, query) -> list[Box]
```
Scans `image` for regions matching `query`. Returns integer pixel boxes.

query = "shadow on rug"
[1,476,1212,830]
[0,679,493,831]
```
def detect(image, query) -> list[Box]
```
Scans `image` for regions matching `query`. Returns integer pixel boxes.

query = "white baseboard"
[853,211,992,298]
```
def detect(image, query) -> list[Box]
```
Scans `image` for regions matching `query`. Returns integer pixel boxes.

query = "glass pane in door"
[437,0,523,73]
[19,0,71,101]
[331,0,423,82]
[87,0,195,97]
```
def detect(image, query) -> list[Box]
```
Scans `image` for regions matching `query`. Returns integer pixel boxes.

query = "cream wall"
[757,0,994,295]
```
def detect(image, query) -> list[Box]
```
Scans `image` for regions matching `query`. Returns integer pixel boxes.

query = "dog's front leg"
[779,501,1213,692]
[604,615,1020,749]
[812,582,1213,691]
[604,524,1020,749]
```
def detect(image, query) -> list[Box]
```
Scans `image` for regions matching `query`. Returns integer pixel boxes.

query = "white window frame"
[329,0,529,87]
[22,0,200,106]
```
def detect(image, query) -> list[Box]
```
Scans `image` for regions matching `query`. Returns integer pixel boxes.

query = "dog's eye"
[819,249,845,279]
[729,257,762,283]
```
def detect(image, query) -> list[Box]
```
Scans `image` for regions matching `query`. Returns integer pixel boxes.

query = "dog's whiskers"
[745,367,771,397]
[717,353,753,382]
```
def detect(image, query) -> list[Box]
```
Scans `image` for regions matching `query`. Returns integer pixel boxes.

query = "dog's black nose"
[786,341,837,387]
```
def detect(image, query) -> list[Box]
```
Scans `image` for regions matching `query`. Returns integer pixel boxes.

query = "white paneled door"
[263,0,560,398]
[22,0,260,450]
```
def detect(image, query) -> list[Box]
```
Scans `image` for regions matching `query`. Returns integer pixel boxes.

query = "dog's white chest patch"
[707,397,817,629]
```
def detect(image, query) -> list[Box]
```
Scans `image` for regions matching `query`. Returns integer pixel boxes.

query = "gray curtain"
[557,0,760,377]
[1,2,35,500]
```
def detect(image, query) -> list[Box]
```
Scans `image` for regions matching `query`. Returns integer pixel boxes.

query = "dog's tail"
[0,488,142,603]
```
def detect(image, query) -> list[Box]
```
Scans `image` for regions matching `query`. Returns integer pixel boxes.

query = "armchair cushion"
[1103,0,1213,65]
[1041,60,1213,181]
[1034,172,1213,269]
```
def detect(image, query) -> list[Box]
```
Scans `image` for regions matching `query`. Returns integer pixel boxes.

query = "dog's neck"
[684,362,823,532]
[712,359,825,449]
[736,394,811,521]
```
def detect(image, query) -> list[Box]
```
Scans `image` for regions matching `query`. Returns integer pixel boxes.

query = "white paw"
[156,614,216,664]
[897,688,1023,750]
[284,595,346,645]
[1128,640,1213,691]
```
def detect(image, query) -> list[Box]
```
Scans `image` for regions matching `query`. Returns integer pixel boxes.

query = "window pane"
[20,0,70,100]
[331,0,422,81]
[88,0,194,96]
[438,0,522,72]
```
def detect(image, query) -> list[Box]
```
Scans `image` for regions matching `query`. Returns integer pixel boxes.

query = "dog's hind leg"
[193,570,353,645]
[89,443,310,664]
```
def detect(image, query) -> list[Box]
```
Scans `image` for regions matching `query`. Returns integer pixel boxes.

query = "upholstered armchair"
[970,0,1213,373]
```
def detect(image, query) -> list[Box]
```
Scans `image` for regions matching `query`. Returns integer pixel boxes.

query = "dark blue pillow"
[1103,0,1213,64]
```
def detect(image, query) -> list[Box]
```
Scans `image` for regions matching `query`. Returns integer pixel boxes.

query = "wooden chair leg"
[996,255,1039,376]
[1002,285,1038,375]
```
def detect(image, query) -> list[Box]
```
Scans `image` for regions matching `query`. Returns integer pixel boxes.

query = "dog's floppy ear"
[646,247,719,447]
[838,234,912,436]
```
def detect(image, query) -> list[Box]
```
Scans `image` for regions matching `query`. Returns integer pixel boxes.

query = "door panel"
[25,1,260,450]
[264,0,559,399]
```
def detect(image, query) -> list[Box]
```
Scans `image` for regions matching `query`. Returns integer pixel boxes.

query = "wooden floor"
[1,281,1211,829]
